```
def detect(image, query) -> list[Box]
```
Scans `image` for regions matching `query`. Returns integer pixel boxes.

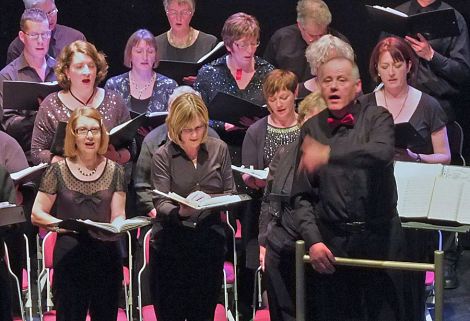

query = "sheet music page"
[456,183,470,224]
[427,177,462,222]
[442,165,470,181]
[396,176,436,218]
[372,5,408,17]
[394,161,443,179]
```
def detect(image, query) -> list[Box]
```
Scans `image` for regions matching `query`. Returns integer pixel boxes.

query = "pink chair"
[4,235,32,321]
[37,232,129,321]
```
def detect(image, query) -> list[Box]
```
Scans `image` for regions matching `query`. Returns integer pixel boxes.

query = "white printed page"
[456,183,470,224]
[396,176,436,218]
[427,177,462,222]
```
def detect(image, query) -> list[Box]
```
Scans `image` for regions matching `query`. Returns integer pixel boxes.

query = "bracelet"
[415,153,422,162]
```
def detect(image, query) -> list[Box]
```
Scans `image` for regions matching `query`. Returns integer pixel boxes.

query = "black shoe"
[444,264,459,289]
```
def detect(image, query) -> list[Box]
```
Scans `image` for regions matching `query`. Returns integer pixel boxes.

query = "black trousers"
[0,257,12,321]
[308,216,407,321]
[53,235,122,321]
[149,224,226,321]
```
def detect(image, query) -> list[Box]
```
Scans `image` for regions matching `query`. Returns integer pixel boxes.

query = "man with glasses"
[0,8,57,164]
[6,0,85,65]
[264,0,346,82]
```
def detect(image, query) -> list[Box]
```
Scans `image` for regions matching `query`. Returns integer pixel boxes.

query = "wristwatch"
[415,153,422,162]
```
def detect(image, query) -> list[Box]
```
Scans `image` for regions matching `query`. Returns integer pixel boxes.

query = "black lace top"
[39,159,127,223]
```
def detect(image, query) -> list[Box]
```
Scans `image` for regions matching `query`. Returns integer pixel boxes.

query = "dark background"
[0,0,469,153]
[0,0,468,86]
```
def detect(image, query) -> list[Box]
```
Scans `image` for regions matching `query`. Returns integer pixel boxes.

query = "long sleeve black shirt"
[292,101,398,248]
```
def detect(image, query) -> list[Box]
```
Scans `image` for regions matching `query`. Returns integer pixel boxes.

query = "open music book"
[366,5,459,40]
[129,110,168,129]
[10,163,48,185]
[231,165,269,180]
[208,92,269,128]
[57,216,152,234]
[394,161,470,224]
[153,189,251,210]
[157,41,225,84]
[2,80,61,110]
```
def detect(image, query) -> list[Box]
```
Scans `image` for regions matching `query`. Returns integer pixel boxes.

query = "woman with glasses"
[149,93,236,321]
[194,12,273,119]
[194,13,273,318]
[31,40,131,166]
[156,0,218,84]
[32,107,126,321]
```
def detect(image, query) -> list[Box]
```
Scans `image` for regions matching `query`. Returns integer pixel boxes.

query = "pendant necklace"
[70,88,96,107]
[383,87,409,121]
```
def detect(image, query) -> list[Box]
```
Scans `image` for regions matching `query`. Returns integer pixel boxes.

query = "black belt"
[324,216,395,235]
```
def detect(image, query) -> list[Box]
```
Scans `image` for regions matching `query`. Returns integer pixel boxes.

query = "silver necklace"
[130,72,156,99]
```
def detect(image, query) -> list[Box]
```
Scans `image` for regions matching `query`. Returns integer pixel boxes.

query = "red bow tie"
[327,113,355,129]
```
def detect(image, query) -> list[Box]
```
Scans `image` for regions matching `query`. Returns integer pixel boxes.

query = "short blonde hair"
[64,107,109,158]
[297,91,327,124]
[297,0,332,27]
[263,69,298,100]
[305,35,355,76]
[123,29,159,69]
[55,40,108,91]
[221,12,260,49]
[163,0,195,12]
[166,93,209,146]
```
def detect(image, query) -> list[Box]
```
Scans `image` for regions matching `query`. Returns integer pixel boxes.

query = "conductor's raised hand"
[299,135,330,173]
[309,242,336,274]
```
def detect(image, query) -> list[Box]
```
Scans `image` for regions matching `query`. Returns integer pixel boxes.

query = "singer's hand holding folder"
[153,189,251,210]
[3,80,61,110]
[366,5,459,40]
[208,92,269,128]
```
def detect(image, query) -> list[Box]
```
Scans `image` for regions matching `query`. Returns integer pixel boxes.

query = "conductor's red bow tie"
[327,113,355,129]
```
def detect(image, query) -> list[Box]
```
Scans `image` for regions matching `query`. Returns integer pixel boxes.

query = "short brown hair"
[221,12,260,49]
[297,91,327,124]
[123,29,159,69]
[20,8,48,31]
[55,40,108,91]
[263,69,298,100]
[166,93,209,146]
[64,107,109,158]
[369,36,417,82]
[297,0,331,27]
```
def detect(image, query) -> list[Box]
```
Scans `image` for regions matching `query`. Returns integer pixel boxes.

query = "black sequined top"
[263,124,300,166]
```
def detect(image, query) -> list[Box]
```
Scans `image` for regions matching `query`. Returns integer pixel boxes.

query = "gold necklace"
[383,88,409,121]
[130,72,156,99]
[167,28,194,49]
